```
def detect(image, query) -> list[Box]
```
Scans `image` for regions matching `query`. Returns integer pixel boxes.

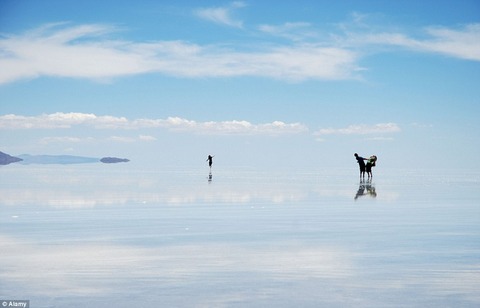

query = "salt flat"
[1,165,479,307]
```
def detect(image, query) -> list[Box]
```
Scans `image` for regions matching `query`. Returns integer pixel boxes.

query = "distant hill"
[1,151,129,165]
[0,151,23,165]
[18,154,100,165]
[100,157,130,163]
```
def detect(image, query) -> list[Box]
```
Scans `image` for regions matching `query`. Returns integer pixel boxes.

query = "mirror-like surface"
[1,165,479,307]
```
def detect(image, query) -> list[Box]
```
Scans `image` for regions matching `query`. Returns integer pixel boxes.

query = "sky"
[0,0,479,170]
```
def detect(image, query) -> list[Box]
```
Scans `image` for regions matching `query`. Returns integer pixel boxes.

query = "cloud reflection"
[2,234,479,305]
[0,235,352,298]
[0,181,309,208]
[0,167,402,208]
[0,168,318,208]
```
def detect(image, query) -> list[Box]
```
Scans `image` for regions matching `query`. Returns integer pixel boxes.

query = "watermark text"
[1,300,29,308]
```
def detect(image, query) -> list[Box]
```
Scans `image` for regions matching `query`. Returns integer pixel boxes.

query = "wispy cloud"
[410,122,433,128]
[194,1,246,28]
[0,23,359,84]
[258,22,316,41]
[138,135,157,141]
[419,24,480,60]
[365,136,394,141]
[314,123,401,135]
[0,23,148,84]
[0,113,308,136]
[39,134,156,145]
[108,136,137,143]
[0,113,128,129]
[1,19,478,85]
[345,22,480,61]
[39,136,95,145]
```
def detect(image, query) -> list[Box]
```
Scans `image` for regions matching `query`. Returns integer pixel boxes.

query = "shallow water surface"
[1,165,479,307]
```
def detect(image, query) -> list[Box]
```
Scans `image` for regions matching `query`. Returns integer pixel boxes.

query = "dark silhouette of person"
[206,155,214,169]
[366,155,377,179]
[354,153,367,179]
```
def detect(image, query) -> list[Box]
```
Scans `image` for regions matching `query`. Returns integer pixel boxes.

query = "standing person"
[206,155,214,170]
[354,153,367,179]
[366,155,377,179]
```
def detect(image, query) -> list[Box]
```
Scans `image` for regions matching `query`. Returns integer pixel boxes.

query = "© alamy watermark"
[1,300,29,308]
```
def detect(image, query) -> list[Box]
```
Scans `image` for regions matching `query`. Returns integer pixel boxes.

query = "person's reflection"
[365,181,377,198]
[355,179,376,200]
[208,171,213,183]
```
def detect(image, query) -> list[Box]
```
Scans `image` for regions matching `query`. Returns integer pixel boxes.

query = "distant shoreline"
[0,151,129,165]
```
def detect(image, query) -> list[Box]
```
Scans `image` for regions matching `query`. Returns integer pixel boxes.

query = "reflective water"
[1,165,479,307]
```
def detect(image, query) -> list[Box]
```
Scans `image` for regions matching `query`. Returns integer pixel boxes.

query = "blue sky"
[1,0,479,170]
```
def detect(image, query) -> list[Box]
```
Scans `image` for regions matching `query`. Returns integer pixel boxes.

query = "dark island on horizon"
[0,151,130,165]
[0,151,23,165]
[100,157,130,164]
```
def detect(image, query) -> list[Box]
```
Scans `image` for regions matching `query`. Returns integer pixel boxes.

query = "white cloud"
[315,123,401,135]
[258,22,316,41]
[108,136,136,143]
[37,135,155,145]
[0,23,360,84]
[194,2,246,28]
[0,113,308,136]
[421,24,480,60]
[138,135,157,141]
[1,20,476,85]
[154,117,308,135]
[355,23,480,61]
[39,136,95,145]
[0,113,128,129]
[410,122,433,128]
[0,24,149,84]
[365,136,394,141]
